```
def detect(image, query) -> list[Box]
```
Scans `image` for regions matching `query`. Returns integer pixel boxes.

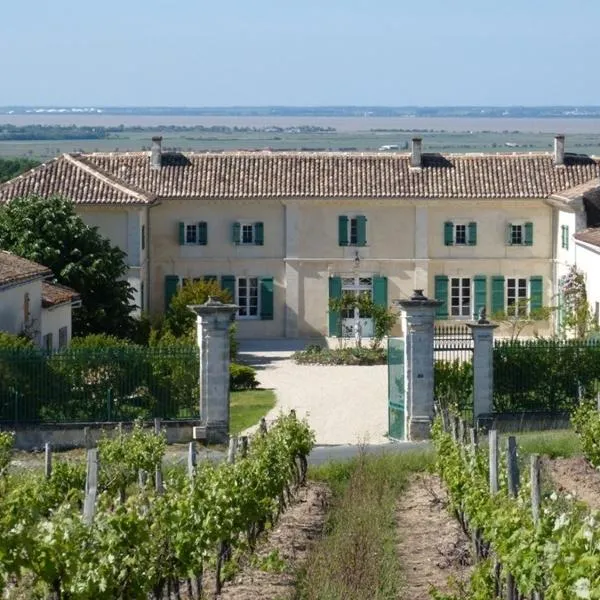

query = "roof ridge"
[64,154,154,204]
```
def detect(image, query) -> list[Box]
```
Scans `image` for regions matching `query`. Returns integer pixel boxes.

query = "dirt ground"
[216,482,329,599]
[545,456,600,511]
[396,473,472,600]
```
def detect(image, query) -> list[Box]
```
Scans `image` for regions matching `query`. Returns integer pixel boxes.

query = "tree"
[492,301,552,341]
[560,265,597,339]
[0,157,39,184]
[164,279,232,339]
[0,195,135,338]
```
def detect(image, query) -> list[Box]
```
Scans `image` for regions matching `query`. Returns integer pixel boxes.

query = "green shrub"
[230,363,258,390]
[293,346,386,365]
[572,402,600,466]
[434,359,473,415]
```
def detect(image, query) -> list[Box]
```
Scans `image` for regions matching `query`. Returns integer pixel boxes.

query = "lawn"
[230,389,276,434]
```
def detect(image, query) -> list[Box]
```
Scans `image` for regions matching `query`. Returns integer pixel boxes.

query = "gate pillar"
[467,310,498,422]
[396,290,441,440]
[188,297,237,444]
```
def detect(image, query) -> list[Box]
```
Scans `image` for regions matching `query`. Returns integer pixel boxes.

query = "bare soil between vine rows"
[396,473,472,600]
[545,456,600,511]
[212,481,330,599]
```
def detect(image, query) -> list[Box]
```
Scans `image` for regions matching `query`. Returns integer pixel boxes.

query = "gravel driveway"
[239,341,390,445]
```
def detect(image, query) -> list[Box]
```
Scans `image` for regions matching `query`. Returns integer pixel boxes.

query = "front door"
[341,276,374,338]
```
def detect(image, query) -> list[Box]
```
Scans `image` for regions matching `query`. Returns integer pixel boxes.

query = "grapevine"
[0,412,314,598]
[432,417,600,599]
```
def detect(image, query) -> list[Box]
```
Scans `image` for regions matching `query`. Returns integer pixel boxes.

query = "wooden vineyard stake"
[188,441,197,479]
[506,436,520,600]
[531,455,543,600]
[227,436,238,464]
[44,442,52,479]
[83,448,98,525]
[240,436,249,458]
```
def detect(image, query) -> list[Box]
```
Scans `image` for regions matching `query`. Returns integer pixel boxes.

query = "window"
[506,222,533,246]
[338,215,367,246]
[507,278,528,316]
[444,221,477,246]
[178,221,207,246]
[237,277,259,318]
[241,224,254,244]
[23,293,30,323]
[561,225,569,250]
[43,333,53,352]
[450,277,471,317]
[232,222,264,246]
[58,326,68,349]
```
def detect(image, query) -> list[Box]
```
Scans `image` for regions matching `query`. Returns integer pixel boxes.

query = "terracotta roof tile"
[550,178,600,203]
[574,228,600,249]
[41,282,80,308]
[0,155,149,205]
[0,150,599,202]
[0,251,51,286]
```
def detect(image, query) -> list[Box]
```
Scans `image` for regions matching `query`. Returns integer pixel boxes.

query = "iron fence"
[433,325,474,363]
[0,346,200,425]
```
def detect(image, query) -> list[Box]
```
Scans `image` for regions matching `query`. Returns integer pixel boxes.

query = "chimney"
[151,136,163,169]
[554,134,565,166]
[411,137,422,168]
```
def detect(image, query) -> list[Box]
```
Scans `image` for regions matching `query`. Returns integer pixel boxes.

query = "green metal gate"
[388,337,405,440]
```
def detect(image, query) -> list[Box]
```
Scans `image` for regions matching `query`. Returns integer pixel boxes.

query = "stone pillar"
[396,290,441,440]
[467,311,498,422]
[188,297,237,444]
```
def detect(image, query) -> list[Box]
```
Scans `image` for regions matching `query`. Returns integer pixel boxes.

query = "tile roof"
[0,251,51,287]
[574,228,600,249]
[0,155,151,205]
[550,178,600,203]
[0,150,599,202]
[41,282,80,308]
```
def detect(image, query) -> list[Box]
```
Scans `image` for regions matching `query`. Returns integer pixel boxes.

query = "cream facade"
[1,137,599,339]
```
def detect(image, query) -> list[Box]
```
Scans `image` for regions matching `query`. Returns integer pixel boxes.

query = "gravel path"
[240,342,390,445]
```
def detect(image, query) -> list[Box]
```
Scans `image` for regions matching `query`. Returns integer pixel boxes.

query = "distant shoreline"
[3,115,600,134]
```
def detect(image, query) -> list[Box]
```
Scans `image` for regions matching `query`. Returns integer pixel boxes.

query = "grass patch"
[229,388,276,434]
[297,449,433,600]
[515,428,581,459]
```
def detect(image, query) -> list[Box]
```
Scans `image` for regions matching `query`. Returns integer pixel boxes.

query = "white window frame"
[184,222,200,245]
[509,223,525,246]
[236,276,260,319]
[239,223,256,245]
[450,276,472,318]
[506,277,529,316]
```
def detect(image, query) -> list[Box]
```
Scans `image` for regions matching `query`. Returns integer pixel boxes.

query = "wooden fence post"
[240,436,249,459]
[83,448,98,525]
[44,442,52,479]
[531,455,543,600]
[506,436,520,600]
[227,436,238,464]
[154,418,161,435]
[488,429,500,596]
[188,441,197,479]
[259,417,268,435]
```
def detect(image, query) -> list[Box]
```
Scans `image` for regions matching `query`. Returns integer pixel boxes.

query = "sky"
[1,0,599,107]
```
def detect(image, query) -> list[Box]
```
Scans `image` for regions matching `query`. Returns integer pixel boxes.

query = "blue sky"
[1,0,598,106]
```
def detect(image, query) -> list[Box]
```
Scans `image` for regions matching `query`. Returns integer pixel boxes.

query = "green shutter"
[203,275,217,283]
[524,222,533,246]
[562,225,569,250]
[338,216,349,246]
[232,222,241,245]
[260,277,274,320]
[468,222,477,246]
[178,222,185,245]
[473,275,487,319]
[491,276,505,315]
[356,215,367,247]
[434,275,449,319]
[506,223,513,245]
[254,221,264,246]
[164,275,179,312]
[198,221,207,245]
[530,276,543,312]
[373,276,388,307]
[444,222,454,246]
[220,275,236,303]
[328,276,342,336]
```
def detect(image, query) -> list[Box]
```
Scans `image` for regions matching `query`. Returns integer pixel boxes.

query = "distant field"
[1,118,599,159]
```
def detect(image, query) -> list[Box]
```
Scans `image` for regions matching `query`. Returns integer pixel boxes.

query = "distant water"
[3,114,600,133]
